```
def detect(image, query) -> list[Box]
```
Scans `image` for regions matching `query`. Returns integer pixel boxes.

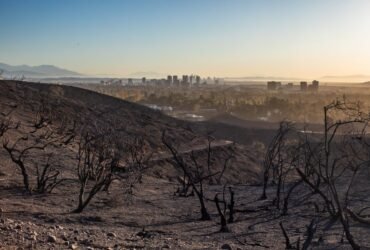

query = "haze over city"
[1,0,370,80]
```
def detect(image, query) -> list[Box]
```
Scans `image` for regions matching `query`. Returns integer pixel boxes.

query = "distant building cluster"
[267,80,319,92]
[165,74,203,87]
[300,80,319,92]
[99,74,224,87]
[267,81,282,90]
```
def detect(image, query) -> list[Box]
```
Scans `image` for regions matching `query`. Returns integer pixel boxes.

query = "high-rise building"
[173,75,179,85]
[300,81,308,91]
[167,75,173,85]
[312,80,319,91]
[267,81,281,90]
[196,76,201,85]
[142,77,146,84]
[182,75,189,85]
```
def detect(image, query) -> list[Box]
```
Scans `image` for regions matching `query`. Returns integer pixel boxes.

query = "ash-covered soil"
[1,80,370,249]
[1,175,370,249]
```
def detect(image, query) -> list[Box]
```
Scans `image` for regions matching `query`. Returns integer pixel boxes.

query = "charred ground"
[0,80,369,250]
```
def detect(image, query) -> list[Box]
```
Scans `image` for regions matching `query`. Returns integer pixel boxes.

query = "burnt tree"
[73,130,120,213]
[162,131,231,220]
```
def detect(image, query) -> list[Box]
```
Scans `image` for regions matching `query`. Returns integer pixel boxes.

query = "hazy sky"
[1,0,370,78]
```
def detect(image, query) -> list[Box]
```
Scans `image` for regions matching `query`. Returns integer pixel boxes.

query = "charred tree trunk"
[282,180,303,216]
[261,170,268,200]
[20,166,31,194]
[214,194,229,232]
[228,187,235,223]
[276,173,283,210]
[197,190,210,220]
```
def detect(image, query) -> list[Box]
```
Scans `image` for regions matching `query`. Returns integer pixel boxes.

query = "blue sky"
[1,0,370,77]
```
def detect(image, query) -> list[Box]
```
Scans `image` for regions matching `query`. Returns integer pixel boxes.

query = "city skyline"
[1,0,370,79]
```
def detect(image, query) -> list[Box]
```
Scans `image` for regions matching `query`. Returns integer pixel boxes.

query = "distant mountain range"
[0,63,83,78]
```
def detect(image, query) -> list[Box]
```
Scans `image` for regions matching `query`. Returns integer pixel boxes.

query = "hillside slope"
[0,80,263,184]
[1,81,369,250]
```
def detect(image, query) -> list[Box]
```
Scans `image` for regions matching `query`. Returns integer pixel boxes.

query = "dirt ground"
[1,171,370,250]
[1,80,370,249]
